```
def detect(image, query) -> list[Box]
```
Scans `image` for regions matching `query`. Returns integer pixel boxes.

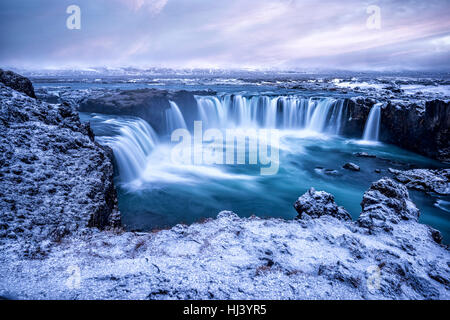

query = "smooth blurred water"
[80,111,450,243]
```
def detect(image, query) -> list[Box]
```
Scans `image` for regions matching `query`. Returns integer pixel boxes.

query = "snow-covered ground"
[1,183,449,300]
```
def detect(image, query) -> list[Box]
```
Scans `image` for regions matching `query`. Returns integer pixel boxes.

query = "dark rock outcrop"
[357,178,420,233]
[79,88,199,133]
[294,187,352,221]
[343,162,360,171]
[0,69,36,98]
[380,99,450,162]
[0,83,120,255]
[340,97,373,138]
[338,96,449,162]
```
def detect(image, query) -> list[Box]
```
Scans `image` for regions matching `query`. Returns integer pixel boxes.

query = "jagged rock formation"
[0,69,36,98]
[294,187,352,221]
[357,178,420,233]
[339,96,449,162]
[389,168,450,195]
[0,83,120,258]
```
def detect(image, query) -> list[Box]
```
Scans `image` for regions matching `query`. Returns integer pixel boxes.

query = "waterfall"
[194,94,346,134]
[93,94,350,183]
[196,96,227,128]
[307,98,337,132]
[166,101,187,133]
[98,118,158,182]
[362,103,381,141]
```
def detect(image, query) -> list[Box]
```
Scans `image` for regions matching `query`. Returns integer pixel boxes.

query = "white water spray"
[98,118,158,182]
[195,95,346,134]
[362,103,382,141]
[166,101,187,133]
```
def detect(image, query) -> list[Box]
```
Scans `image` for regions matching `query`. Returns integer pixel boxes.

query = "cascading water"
[97,118,158,182]
[196,96,227,128]
[100,95,348,182]
[194,94,346,134]
[166,101,187,133]
[362,103,382,141]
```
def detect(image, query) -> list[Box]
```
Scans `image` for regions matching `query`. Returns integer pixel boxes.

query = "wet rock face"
[380,99,450,162]
[78,88,199,133]
[0,83,120,254]
[340,96,449,162]
[79,89,171,133]
[0,69,36,98]
[340,97,372,138]
[389,168,450,195]
[343,162,360,171]
[294,187,352,221]
[358,178,420,233]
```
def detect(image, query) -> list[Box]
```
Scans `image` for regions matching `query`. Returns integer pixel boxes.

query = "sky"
[0,0,449,71]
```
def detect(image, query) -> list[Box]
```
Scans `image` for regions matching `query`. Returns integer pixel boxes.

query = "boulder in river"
[343,162,361,171]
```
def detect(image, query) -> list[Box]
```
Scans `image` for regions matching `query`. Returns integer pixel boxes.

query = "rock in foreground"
[1,178,448,300]
[0,69,36,98]
[358,178,420,233]
[294,187,352,221]
[0,83,120,258]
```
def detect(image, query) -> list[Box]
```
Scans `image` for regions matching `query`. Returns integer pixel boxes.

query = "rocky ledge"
[388,168,450,196]
[0,176,448,299]
[0,82,120,258]
[78,89,201,133]
[342,97,450,162]
[0,68,36,99]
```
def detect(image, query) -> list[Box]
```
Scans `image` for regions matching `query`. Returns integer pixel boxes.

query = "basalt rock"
[357,178,420,233]
[0,83,120,252]
[343,162,360,171]
[379,99,450,162]
[294,187,352,221]
[79,88,199,133]
[388,168,450,195]
[339,97,373,138]
[0,69,36,99]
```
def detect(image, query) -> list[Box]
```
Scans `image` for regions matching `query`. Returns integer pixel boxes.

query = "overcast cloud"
[0,0,449,70]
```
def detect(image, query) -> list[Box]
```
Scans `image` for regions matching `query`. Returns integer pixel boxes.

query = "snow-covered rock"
[0,69,36,98]
[0,83,120,259]
[343,162,361,171]
[358,178,420,233]
[389,168,450,195]
[1,174,448,299]
[294,187,351,221]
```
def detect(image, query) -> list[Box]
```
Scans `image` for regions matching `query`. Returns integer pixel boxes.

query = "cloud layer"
[0,0,449,70]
